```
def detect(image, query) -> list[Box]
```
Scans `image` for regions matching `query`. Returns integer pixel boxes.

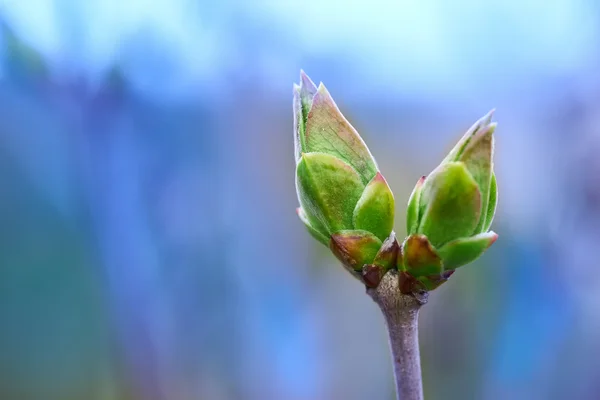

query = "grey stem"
[367,271,428,400]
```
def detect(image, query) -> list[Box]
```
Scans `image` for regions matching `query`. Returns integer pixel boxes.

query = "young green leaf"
[459,123,495,233]
[483,173,498,232]
[418,162,482,248]
[296,152,365,234]
[353,172,395,241]
[437,231,498,269]
[442,110,494,163]
[406,176,425,236]
[304,84,378,184]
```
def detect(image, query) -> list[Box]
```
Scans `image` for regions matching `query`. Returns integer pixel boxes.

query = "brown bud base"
[398,271,428,298]
[373,232,401,271]
[362,264,386,288]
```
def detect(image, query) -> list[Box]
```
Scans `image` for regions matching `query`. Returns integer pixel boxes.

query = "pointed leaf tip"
[487,122,498,134]
[480,109,495,126]
[298,72,318,137]
[299,70,317,94]
[487,231,498,247]
[437,231,498,270]
[443,111,497,163]
[315,82,329,100]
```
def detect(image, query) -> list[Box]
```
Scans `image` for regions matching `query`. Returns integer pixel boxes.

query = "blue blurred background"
[0,0,599,399]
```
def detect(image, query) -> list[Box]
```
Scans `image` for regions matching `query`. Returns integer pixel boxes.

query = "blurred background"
[0,0,599,399]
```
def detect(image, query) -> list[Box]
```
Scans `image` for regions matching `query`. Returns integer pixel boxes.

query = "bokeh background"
[0,0,599,399]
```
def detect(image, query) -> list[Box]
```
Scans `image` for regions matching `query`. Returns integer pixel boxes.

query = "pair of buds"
[294,72,497,293]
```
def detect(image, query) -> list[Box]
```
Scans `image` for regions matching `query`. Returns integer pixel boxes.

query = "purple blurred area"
[0,0,599,399]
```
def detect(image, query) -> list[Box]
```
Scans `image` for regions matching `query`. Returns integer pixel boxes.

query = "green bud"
[401,112,499,291]
[294,74,499,293]
[293,71,396,286]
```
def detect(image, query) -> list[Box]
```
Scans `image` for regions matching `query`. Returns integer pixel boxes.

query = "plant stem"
[367,271,428,400]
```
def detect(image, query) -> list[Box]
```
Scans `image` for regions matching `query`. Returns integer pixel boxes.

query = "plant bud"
[293,71,396,285]
[401,112,499,291]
